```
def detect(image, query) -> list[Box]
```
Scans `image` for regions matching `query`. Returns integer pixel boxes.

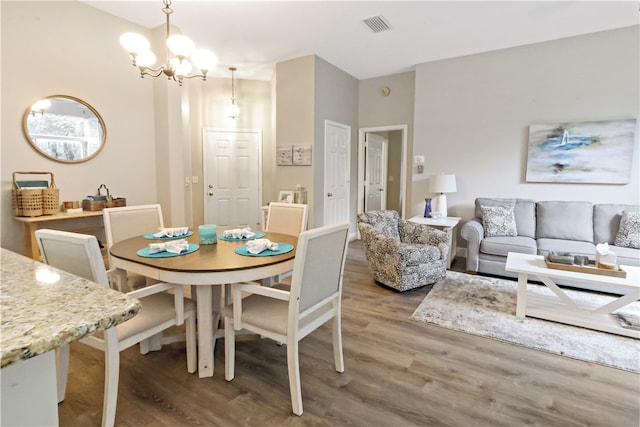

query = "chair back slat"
[289,223,349,313]
[266,203,308,236]
[103,204,164,248]
[35,229,109,287]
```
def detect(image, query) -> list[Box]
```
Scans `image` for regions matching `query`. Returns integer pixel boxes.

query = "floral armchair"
[356,210,450,292]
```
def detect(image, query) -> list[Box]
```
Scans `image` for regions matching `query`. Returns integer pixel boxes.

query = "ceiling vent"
[363,15,391,33]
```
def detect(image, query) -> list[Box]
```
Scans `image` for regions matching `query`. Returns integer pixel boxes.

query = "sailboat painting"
[526,119,637,184]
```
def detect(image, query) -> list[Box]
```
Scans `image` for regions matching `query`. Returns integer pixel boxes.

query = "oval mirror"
[22,95,106,163]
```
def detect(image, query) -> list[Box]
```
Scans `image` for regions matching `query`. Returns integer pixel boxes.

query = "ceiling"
[84,1,639,81]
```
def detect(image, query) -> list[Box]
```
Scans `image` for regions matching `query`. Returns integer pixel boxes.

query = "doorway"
[358,125,407,218]
[364,132,388,211]
[324,120,351,226]
[203,129,263,228]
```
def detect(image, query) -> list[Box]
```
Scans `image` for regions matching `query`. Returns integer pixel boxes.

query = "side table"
[409,216,461,269]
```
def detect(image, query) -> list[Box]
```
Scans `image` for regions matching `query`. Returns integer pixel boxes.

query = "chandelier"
[226,67,240,119]
[119,0,217,86]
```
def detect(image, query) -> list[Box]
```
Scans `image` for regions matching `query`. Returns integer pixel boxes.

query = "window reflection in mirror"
[23,95,106,163]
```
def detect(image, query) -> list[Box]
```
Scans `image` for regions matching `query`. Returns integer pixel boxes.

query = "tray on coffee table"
[544,256,627,278]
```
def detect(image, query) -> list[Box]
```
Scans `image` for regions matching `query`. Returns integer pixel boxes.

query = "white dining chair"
[265,202,309,237]
[264,202,309,282]
[223,222,350,416]
[35,229,196,427]
[103,204,164,292]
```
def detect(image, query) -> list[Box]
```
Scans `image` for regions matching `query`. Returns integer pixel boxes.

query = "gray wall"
[314,57,359,229]
[412,26,639,235]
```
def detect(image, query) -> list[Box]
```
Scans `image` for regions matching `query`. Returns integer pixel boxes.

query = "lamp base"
[432,193,448,218]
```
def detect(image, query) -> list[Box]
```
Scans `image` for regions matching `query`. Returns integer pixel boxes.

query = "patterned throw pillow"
[614,211,640,249]
[481,205,518,238]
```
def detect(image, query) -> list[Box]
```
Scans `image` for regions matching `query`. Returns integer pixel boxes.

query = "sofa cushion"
[614,210,640,249]
[481,205,517,237]
[594,204,639,244]
[536,201,593,242]
[609,245,640,267]
[475,198,535,238]
[536,238,596,258]
[480,236,536,257]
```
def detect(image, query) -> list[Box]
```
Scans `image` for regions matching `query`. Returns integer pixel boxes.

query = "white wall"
[186,76,272,227]
[413,26,640,230]
[1,1,156,254]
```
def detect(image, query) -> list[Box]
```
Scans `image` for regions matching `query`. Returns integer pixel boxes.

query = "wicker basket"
[12,171,60,217]
[82,199,106,211]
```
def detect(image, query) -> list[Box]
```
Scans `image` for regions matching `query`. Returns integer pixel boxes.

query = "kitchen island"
[1,248,140,426]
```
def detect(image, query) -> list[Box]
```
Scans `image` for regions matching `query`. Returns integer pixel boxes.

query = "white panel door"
[203,129,261,228]
[324,120,350,225]
[364,132,388,212]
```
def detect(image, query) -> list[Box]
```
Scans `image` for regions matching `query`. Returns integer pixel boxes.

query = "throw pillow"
[481,205,518,238]
[614,210,640,249]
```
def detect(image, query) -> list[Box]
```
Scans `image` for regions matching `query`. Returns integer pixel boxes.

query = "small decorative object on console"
[82,184,126,211]
[424,198,432,218]
[430,211,443,220]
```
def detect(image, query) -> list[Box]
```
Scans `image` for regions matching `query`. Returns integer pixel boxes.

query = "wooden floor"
[59,240,639,426]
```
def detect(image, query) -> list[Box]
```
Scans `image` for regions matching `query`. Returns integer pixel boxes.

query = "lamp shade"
[429,174,457,194]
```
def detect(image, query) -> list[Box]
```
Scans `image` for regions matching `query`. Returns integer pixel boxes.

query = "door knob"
[327,192,333,197]
[208,191,213,196]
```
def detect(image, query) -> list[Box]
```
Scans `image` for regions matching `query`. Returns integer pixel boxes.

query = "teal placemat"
[143,231,193,240]
[235,242,294,257]
[137,243,199,258]
[219,231,265,241]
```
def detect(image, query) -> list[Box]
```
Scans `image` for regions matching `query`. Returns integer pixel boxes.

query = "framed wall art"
[526,119,637,184]
[276,145,293,166]
[293,145,312,166]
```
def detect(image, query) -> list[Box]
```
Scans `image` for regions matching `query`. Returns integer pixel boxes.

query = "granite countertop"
[1,248,141,369]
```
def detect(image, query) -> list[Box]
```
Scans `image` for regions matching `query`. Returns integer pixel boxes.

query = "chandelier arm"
[140,68,165,78]
[179,73,207,80]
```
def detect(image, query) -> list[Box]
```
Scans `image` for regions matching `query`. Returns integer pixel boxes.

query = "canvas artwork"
[526,119,637,184]
[276,145,293,166]
[293,145,312,166]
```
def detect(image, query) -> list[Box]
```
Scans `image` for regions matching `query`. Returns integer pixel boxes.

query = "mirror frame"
[22,94,107,163]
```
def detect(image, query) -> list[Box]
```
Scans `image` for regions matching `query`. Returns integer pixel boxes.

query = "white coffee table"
[505,252,640,339]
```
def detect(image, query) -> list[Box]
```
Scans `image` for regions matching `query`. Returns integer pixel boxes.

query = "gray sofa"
[460,198,639,292]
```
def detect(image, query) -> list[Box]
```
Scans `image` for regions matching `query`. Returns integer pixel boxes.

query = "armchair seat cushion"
[357,210,450,292]
[399,243,442,266]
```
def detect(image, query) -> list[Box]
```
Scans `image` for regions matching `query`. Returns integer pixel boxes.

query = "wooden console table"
[13,211,104,260]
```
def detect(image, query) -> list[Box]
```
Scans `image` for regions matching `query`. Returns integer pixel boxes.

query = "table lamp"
[429,174,457,217]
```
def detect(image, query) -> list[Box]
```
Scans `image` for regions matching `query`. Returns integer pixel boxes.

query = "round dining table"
[109,231,297,378]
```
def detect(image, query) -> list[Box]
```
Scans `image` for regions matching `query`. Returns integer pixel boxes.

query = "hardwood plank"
[57,240,640,426]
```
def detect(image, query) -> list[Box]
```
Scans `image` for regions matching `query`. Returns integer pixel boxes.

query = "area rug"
[410,271,640,372]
